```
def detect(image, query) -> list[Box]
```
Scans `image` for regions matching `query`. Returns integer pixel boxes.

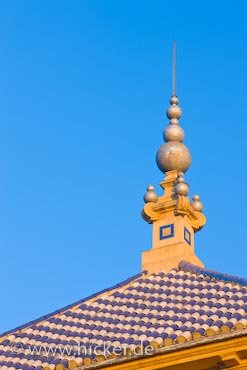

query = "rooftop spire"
[141,43,206,274]
[156,43,191,174]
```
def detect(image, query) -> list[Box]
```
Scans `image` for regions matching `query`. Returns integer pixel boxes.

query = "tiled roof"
[0,262,246,370]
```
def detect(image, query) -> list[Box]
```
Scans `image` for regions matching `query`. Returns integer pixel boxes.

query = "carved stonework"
[142,170,206,232]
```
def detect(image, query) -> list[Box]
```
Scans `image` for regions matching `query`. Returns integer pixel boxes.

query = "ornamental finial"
[141,43,206,273]
[156,42,192,174]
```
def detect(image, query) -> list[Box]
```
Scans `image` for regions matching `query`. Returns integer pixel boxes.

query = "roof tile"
[0,263,246,369]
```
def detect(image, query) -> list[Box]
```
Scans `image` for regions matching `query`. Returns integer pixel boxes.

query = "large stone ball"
[156,141,192,173]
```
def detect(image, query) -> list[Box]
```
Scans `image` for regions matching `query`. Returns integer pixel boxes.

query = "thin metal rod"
[172,41,176,96]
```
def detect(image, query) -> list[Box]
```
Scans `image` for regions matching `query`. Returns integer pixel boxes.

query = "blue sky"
[0,0,247,333]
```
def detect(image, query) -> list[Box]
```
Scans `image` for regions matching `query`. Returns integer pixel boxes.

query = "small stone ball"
[191,194,203,212]
[163,124,185,142]
[156,141,192,173]
[170,95,179,105]
[175,181,189,196]
[144,185,158,203]
[177,176,185,184]
[166,105,182,120]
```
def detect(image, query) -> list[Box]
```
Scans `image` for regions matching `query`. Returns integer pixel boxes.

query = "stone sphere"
[156,141,192,173]
[191,195,203,212]
[143,185,158,203]
[170,95,179,105]
[175,181,189,196]
[147,184,154,191]
[193,194,200,201]
[166,105,182,119]
[164,124,185,142]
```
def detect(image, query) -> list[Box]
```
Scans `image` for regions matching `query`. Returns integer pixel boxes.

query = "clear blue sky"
[0,1,246,333]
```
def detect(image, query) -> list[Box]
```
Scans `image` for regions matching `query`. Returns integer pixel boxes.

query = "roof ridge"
[180,261,247,286]
[0,270,147,340]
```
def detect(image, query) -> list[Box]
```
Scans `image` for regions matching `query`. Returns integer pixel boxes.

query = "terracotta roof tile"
[0,263,246,369]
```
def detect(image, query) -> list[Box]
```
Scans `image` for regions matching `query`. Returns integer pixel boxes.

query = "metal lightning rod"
[172,41,177,96]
